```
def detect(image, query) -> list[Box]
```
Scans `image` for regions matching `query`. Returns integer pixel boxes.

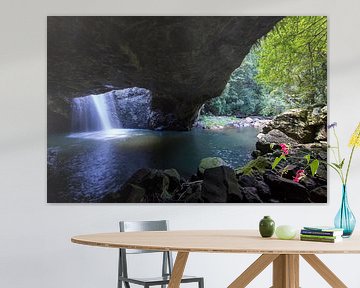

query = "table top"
[71,230,360,254]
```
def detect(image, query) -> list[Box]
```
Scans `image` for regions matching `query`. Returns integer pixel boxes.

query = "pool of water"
[47,127,258,202]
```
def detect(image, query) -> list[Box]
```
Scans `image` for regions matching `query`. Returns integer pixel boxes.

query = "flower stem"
[334,128,342,163]
[333,128,345,184]
[345,145,356,186]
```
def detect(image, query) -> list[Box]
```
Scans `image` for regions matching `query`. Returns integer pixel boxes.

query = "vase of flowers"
[328,122,360,237]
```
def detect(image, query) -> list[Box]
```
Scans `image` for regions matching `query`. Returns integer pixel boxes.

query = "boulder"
[227,189,244,202]
[256,129,298,154]
[265,108,314,143]
[101,168,181,202]
[254,181,271,201]
[164,168,181,191]
[102,184,146,203]
[262,106,327,143]
[308,106,327,126]
[176,182,203,203]
[202,166,239,202]
[238,174,271,201]
[263,171,310,203]
[198,157,228,174]
[238,175,258,187]
[309,186,327,203]
[241,187,263,203]
[315,126,327,141]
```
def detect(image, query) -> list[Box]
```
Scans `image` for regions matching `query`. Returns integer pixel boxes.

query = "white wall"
[1,0,360,287]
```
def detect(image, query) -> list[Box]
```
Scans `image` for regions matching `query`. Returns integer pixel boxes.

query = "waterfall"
[71,92,121,132]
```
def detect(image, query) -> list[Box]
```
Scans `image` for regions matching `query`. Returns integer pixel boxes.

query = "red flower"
[294,169,305,183]
[279,143,289,155]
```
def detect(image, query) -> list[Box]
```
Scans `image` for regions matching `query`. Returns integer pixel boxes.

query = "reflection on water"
[47,128,258,202]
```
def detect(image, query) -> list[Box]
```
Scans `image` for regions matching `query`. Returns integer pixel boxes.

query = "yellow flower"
[349,122,360,147]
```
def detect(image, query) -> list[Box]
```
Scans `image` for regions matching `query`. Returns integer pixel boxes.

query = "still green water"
[47,127,258,202]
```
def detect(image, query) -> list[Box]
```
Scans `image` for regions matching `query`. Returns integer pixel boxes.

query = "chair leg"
[199,278,204,288]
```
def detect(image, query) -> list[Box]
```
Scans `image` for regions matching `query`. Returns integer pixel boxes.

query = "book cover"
[301,229,343,237]
[303,226,344,232]
[300,236,342,243]
[300,234,341,240]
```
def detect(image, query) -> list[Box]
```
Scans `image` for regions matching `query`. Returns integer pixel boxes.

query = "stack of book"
[300,226,344,243]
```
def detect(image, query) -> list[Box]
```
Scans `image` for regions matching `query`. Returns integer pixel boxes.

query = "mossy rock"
[198,157,227,174]
[236,156,271,176]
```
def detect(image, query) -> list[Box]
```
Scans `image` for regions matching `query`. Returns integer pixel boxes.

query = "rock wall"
[47,16,283,132]
[114,88,152,129]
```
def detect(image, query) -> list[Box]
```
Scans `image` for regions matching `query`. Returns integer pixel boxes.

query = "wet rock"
[227,189,244,202]
[202,166,239,202]
[242,187,262,203]
[177,181,203,203]
[103,184,146,203]
[254,181,271,201]
[263,171,310,203]
[301,176,318,191]
[238,175,257,187]
[164,169,181,191]
[309,186,327,203]
[238,174,270,201]
[102,168,181,202]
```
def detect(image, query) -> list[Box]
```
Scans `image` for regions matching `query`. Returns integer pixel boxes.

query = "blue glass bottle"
[334,185,356,237]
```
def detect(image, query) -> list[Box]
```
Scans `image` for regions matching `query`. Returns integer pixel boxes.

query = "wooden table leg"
[301,254,347,288]
[168,252,189,288]
[272,254,299,288]
[228,254,279,288]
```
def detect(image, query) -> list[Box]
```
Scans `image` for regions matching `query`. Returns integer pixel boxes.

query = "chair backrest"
[118,220,173,282]
[119,220,169,254]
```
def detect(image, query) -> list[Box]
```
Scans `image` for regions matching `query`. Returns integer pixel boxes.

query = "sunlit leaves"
[256,16,327,107]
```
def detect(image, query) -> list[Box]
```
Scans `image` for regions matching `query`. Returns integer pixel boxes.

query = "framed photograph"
[47,16,327,203]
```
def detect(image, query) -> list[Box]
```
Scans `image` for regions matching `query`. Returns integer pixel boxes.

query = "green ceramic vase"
[259,216,275,238]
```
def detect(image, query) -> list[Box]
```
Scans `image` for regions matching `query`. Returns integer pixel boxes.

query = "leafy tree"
[256,16,327,106]
[203,48,266,116]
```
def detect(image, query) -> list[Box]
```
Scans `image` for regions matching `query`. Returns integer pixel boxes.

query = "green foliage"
[204,48,288,117]
[203,49,264,116]
[236,156,271,175]
[198,115,238,129]
[202,16,327,118]
[256,16,327,106]
[310,159,320,176]
[272,154,286,170]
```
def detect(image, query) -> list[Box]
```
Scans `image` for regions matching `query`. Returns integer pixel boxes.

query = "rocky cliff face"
[47,16,282,132]
[114,88,152,129]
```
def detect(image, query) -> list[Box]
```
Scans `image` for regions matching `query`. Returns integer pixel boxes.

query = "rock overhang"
[47,16,284,131]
